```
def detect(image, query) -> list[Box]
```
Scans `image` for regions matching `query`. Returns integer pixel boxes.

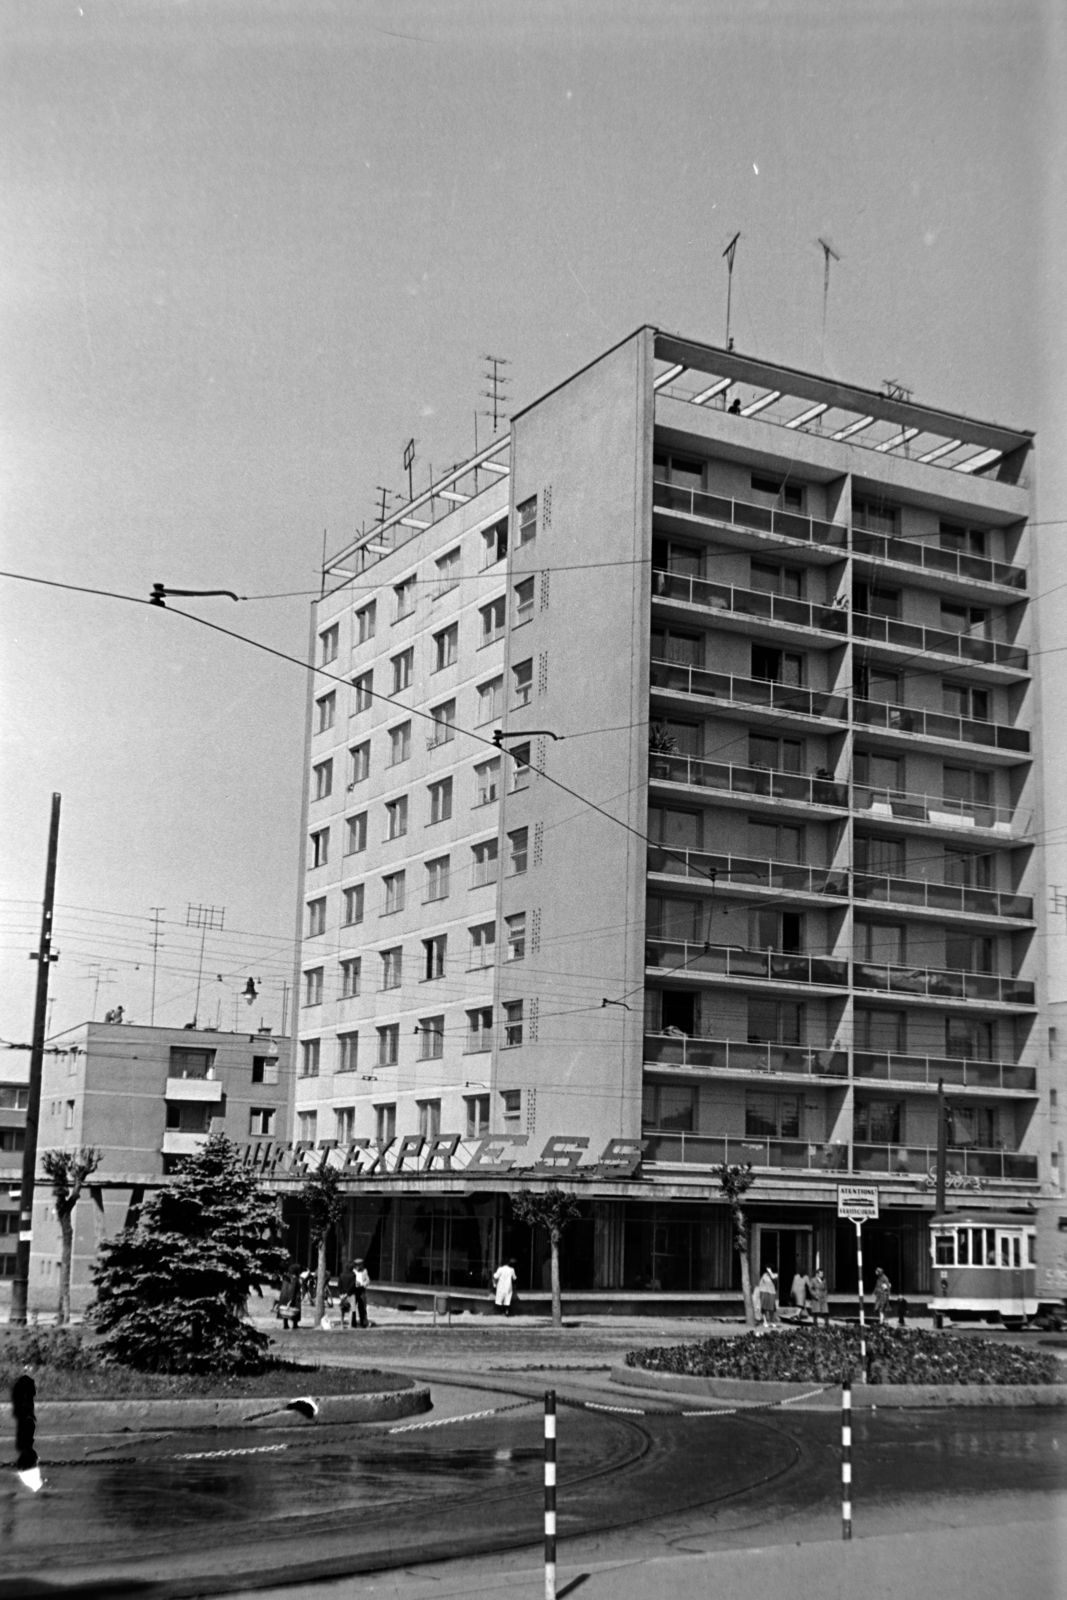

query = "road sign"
[837,1184,879,1222]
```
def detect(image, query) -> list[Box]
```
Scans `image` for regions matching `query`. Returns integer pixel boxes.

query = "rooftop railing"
[852,611,1027,671]
[647,845,849,898]
[652,568,848,634]
[653,479,848,549]
[651,658,849,721]
[851,961,1034,1006]
[853,784,1015,831]
[853,697,1030,753]
[852,872,1032,920]
[852,1051,1037,1092]
[645,938,849,987]
[852,527,1026,590]
[851,1143,1038,1182]
[644,1033,848,1078]
[650,753,848,809]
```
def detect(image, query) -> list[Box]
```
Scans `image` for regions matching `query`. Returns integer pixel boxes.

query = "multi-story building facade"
[0,1055,30,1297]
[293,326,1052,1307]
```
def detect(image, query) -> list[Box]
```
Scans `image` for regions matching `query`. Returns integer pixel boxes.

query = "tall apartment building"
[294,326,1053,1304]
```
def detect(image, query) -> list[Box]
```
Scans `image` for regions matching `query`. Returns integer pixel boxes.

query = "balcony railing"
[853,697,1030,752]
[652,569,848,635]
[646,938,849,987]
[853,784,1014,831]
[852,872,1032,920]
[644,1033,848,1078]
[851,1143,1038,1182]
[852,611,1027,671]
[650,752,848,808]
[852,527,1026,590]
[853,1051,1037,1092]
[653,479,848,548]
[642,1131,1038,1181]
[647,845,849,898]
[652,659,848,721]
[851,961,1034,1005]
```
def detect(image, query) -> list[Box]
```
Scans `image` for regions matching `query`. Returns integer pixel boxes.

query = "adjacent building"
[0,1054,30,1299]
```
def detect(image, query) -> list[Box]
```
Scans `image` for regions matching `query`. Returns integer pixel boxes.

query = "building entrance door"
[755,1225,813,1298]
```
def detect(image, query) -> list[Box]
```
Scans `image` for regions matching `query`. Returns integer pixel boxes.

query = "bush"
[0,1328,96,1378]
[626,1326,1062,1386]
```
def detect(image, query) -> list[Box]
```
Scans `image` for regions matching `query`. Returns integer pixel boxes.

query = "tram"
[929,1210,1038,1324]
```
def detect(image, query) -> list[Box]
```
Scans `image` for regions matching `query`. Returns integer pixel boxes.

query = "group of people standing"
[275,1259,371,1331]
[754,1264,893,1329]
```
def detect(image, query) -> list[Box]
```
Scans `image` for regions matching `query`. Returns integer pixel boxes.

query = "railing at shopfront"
[853,697,1030,752]
[650,753,848,809]
[852,1051,1037,1092]
[851,610,1028,671]
[851,960,1034,1005]
[645,938,849,988]
[642,1131,1038,1182]
[853,784,1015,832]
[652,479,848,549]
[652,568,849,635]
[651,658,849,721]
[643,1033,848,1078]
[852,872,1032,920]
[851,526,1026,591]
[647,845,849,897]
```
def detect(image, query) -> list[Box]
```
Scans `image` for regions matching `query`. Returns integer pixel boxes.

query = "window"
[297,1110,318,1144]
[747,998,802,1045]
[335,1106,356,1142]
[309,827,329,869]
[477,676,504,725]
[943,766,992,808]
[418,1017,445,1060]
[353,671,374,713]
[467,1007,493,1052]
[514,576,535,625]
[750,561,802,599]
[249,1107,276,1137]
[394,575,417,620]
[944,849,993,889]
[503,1000,524,1047]
[940,601,988,637]
[434,624,459,671]
[377,1027,400,1068]
[480,596,506,645]
[750,908,802,953]
[945,933,994,974]
[388,722,412,766]
[854,922,905,965]
[472,838,499,887]
[853,582,901,619]
[652,535,702,578]
[61,1098,74,1130]
[507,827,528,875]
[385,796,409,840]
[854,835,905,877]
[470,921,496,967]
[392,649,414,694]
[340,958,361,998]
[316,691,336,732]
[320,624,339,664]
[166,1101,210,1133]
[855,1008,906,1054]
[642,1083,696,1131]
[0,1087,29,1110]
[300,1039,321,1078]
[517,495,537,545]
[501,1088,521,1124]
[651,625,702,667]
[482,516,508,567]
[307,898,327,937]
[747,818,803,863]
[513,659,533,706]
[345,812,367,854]
[0,1130,25,1153]
[505,912,526,962]
[466,1094,490,1137]
[430,699,456,745]
[853,498,898,536]
[648,805,702,851]
[943,682,990,722]
[751,645,802,685]
[854,1099,902,1144]
[946,1016,993,1060]
[338,1031,360,1072]
[375,1102,397,1140]
[342,885,365,926]
[751,473,802,511]
[747,734,802,773]
[313,759,333,800]
[428,776,453,823]
[475,757,501,805]
[349,742,370,787]
[382,871,406,915]
[423,933,447,980]
[355,601,376,644]
[510,743,531,790]
[940,521,987,558]
[745,1091,800,1139]
[435,547,461,595]
[418,1097,442,1138]
[304,967,324,1007]
[950,1106,996,1149]
[424,857,450,903]
[380,946,403,989]
[853,663,899,703]
[854,750,903,796]
[170,1047,216,1080]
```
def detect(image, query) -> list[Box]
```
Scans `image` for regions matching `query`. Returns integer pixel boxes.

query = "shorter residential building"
[0,1053,30,1299]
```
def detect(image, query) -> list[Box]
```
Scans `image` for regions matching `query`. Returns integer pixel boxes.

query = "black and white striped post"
[544,1389,557,1600]
[841,1378,852,1540]
[854,1220,867,1373]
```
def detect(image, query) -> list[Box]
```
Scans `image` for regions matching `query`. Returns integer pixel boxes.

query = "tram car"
[929,1210,1038,1324]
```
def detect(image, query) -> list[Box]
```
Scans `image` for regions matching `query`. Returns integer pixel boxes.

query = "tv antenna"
[722,232,741,349]
[186,903,225,1028]
[375,485,391,525]
[149,907,165,1025]
[482,355,511,434]
[817,237,840,369]
[881,378,913,404]
[403,439,415,502]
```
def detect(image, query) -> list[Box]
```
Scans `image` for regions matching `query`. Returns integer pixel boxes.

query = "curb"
[34,1383,432,1435]
[610,1362,1067,1408]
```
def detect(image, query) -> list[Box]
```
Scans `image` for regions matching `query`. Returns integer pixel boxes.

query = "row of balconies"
[641,1130,1039,1182]
[642,1034,1037,1093]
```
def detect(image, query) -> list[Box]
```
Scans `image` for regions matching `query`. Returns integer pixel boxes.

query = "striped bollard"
[855,1222,867,1374]
[841,1378,852,1541]
[544,1389,557,1600]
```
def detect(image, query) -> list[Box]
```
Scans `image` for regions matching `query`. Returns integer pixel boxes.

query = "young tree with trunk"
[510,1187,582,1327]
[41,1147,102,1324]
[714,1162,757,1328]
[301,1160,346,1326]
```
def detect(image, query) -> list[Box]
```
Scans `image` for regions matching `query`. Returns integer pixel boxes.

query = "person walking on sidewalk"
[809,1267,830,1327]
[873,1267,892,1325]
[493,1258,518,1316]
[276,1263,302,1331]
[758,1265,779,1327]
[353,1259,371,1328]
[337,1260,356,1328]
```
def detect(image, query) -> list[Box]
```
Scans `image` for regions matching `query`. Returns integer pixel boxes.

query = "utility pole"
[11,792,62,1325]
[149,906,164,1024]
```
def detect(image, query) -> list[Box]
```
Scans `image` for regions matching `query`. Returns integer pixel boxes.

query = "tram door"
[755,1226,813,1289]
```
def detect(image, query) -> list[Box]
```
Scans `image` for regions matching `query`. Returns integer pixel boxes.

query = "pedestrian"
[275,1262,302,1331]
[809,1267,829,1327]
[790,1269,811,1319]
[353,1258,371,1329]
[758,1265,778,1327]
[337,1260,356,1328]
[493,1257,518,1317]
[12,1369,38,1485]
[873,1267,892,1324]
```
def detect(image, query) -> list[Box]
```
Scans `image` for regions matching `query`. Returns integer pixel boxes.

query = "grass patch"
[626,1326,1064,1386]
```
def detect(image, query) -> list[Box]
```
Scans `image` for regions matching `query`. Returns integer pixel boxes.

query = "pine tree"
[510,1187,583,1327]
[41,1146,102,1325]
[90,1133,288,1373]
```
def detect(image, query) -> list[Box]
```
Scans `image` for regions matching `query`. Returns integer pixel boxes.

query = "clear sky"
[2,0,1064,1041]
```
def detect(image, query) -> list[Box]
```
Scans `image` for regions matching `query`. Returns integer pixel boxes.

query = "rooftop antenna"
[881,378,913,404]
[403,439,415,502]
[375,485,391,525]
[185,903,225,1029]
[723,232,741,350]
[817,237,840,370]
[482,355,511,435]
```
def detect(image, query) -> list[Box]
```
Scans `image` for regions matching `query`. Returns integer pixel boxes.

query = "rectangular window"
[391,649,414,694]
[945,933,994,974]
[503,999,524,1048]
[418,1098,442,1138]
[507,827,528,875]
[389,722,412,766]
[944,848,993,889]
[514,576,535,625]
[251,1059,277,1091]
[304,967,324,1007]
[747,818,803,863]
[320,624,339,664]
[297,1110,318,1144]
[855,1008,907,1054]
[375,1100,397,1139]
[349,741,370,787]
[309,827,329,869]
[746,998,802,1045]
[466,1094,490,1137]
[424,857,450,903]
[750,908,802,952]
[435,547,461,595]
[505,912,526,962]
[434,624,459,672]
[313,759,333,799]
[501,1088,521,1123]
[430,699,456,745]
[316,691,336,732]
[418,1019,445,1061]
[356,601,376,644]
[345,812,367,855]
[517,495,537,545]
[63,1099,75,1130]
[751,644,803,686]
[377,1026,400,1068]
[300,1039,321,1078]
[382,871,406,915]
[943,766,992,807]
[854,749,903,796]
[477,675,504,725]
[751,561,803,599]
[394,575,417,620]
[480,596,506,645]
[946,1016,994,1060]
[428,777,453,824]
[854,663,900,704]
[0,1087,29,1110]
[482,516,508,567]
[747,734,802,773]
[943,682,990,722]
[510,743,531,790]
[342,884,365,926]
[472,838,499,887]
[170,1047,216,1079]
[423,933,447,980]
[353,671,374,713]
[853,498,898,536]
[641,1083,694,1131]
[385,796,409,839]
[940,521,987,558]
[853,582,901,619]
[381,946,403,988]
[854,1099,902,1144]
[513,659,533,706]
[854,922,905,965]
[338,1030,360,1071]
[470,921,496,967]
[751,473,802,510]
[940,601,989,637]
[475,757,501,805]
[745,1090,800,1139]
[467,1007,493,1052]
[249,1106,276,1137]
[307,898,327,937]
[854,835,905,876]
[340,958,361,998]
[335,1105,356,1142]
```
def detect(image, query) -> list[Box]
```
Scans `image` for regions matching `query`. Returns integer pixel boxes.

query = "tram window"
[934,1234,955,1266]
[956,1229,970,1266]
[1013,1237,1021,1268]
[1027,1234,1036,1265]
[975,1228,995,1266]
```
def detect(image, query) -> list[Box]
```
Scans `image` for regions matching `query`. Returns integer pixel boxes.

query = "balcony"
[653,569,848,636]
[852,961,1034,1006]
[653,479,847,549]
[852,611,1027,673]
[647,846,848,899]
[852,528,1025,591]
[853,1051,1037,1093]
[644,1033,848,1078]
[854,784,1014,834]
[165,1077,224,1102]
[161,1131,210,1157]
[646,938,849,988]
[852,873,1032,921]
[651,659,848,722]
[853,697,1030,753]
[851,1143,1038,1183]
[643,1131,849,1170]
[650,753,847,809]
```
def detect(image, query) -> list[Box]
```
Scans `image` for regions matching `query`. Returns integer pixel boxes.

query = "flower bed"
[626,1326,1062,1386]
